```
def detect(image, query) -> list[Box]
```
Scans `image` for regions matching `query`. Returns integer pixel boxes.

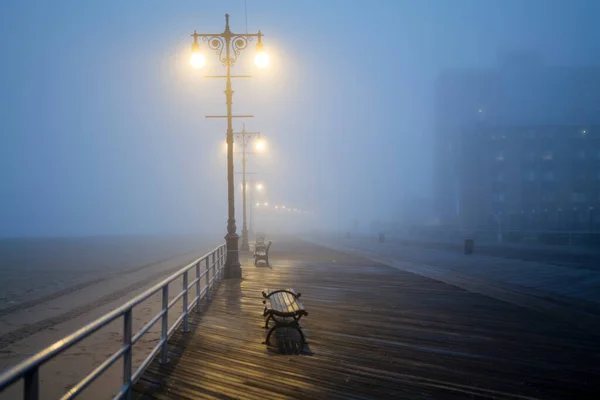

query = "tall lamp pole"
[234,124,262,251]
[190,14,269,279]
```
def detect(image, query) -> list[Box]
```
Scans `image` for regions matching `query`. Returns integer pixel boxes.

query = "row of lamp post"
[247,181,265,238]
[190,14,269,279]
[233,123,265,251]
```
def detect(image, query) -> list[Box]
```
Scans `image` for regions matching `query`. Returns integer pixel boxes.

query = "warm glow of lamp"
[190,36,205,69]
[254,36,269,69]
[256,183,263,191]
[190,52,206,68]
[254,52,269,68]
[255,139,266,151]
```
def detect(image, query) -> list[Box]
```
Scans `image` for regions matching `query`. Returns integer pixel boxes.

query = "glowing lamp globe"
[254,52,269,69]
[190,52,206,69]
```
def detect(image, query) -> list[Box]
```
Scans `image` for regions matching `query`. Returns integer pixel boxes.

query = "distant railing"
[0,244,227,400]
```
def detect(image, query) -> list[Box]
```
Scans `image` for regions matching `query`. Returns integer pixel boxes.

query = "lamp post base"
[224,233,242,279]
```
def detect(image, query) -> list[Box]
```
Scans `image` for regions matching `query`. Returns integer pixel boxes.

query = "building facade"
[460,125,600,232]
[434,52,600,232]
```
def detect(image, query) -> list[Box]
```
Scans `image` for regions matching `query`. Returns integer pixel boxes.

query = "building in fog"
[434,52,600,231]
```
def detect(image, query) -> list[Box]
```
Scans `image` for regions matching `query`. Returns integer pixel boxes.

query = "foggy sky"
[2,0,599,237]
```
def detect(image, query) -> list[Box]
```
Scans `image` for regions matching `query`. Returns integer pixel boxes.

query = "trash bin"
[464,239,474,255]
[378,233,385,243]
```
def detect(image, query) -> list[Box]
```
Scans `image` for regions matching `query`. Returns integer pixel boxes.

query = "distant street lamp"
[495,212,503,244]
[234,124,263,252]
[255,139,266,151]
[190,14,268,279]
[250,183,266,238]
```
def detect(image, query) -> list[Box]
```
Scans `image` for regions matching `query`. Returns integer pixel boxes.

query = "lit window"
[541,151,553,160]
[495,151,505,161]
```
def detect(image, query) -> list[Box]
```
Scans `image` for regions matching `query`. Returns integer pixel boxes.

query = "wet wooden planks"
[133,240,600,399]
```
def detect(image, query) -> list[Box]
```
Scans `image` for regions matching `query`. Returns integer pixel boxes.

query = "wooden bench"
[254,240,272,266]
[262,288,308,345]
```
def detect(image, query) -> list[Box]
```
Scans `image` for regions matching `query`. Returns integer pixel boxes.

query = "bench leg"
[266,325,277,345]
[264,314,272,328]
[295,325,306,345]
[265,323,306,346]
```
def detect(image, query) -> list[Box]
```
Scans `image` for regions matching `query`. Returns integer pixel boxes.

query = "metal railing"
[0,244,227,400]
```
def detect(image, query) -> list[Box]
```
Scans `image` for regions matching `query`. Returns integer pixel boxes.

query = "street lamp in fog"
[189,14,269,279]
[233,124,263,252]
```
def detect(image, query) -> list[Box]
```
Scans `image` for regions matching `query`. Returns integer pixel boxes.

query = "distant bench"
[254,240,272,266]
[262,288,308,345]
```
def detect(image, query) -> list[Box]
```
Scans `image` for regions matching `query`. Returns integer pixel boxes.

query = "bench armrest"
[262,288,301,300]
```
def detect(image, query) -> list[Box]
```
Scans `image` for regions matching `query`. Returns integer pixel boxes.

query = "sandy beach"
[0,235,221,399]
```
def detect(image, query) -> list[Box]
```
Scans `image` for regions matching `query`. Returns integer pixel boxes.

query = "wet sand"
[0,235,221,399]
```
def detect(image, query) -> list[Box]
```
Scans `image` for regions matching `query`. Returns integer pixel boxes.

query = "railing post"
[182,271,189,333]
[195,261,202,314]
[221,245,226,278]
[222,244,226,273]
[211,251,216,287]
[123,309,133,399]
[160,285,169,364]
[216,247,222,283]
[24,367,39,400]
[206,256,211,302]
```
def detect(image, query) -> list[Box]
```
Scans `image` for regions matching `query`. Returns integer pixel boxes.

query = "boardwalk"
[133,240,600,399]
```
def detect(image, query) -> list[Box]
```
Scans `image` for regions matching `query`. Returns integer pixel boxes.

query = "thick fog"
[1,0,599,238]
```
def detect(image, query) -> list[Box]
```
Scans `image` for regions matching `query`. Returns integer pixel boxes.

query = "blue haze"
[1,0,599,237]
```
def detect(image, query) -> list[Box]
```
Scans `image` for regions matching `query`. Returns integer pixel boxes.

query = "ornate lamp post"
[190,14,269,278]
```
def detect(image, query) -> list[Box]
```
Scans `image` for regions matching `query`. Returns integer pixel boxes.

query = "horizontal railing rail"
[0,243,227,400]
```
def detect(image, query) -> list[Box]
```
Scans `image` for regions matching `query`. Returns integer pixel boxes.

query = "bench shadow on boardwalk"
[133,239,600,399]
